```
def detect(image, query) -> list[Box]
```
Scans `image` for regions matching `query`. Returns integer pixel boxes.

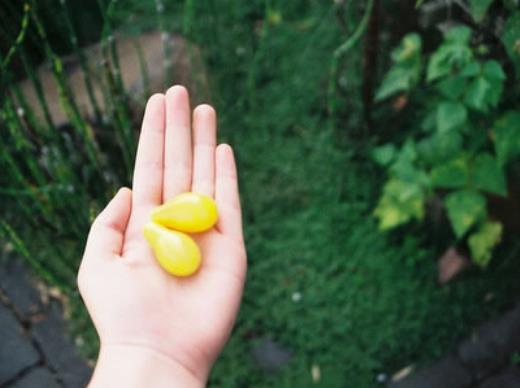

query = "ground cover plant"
[1,1,520,387]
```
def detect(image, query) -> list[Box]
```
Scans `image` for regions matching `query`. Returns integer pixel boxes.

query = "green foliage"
[469,0,494,22]
[445,190,486,238]
[375,33,422,101]
[374,15,519,264]
[0,2,137,289]
[502,11,520,76]
[374,178,426,230]
[494,111,520,166]
[430,156,469,189]
[468,220,503,266]
[418,132,463,165]
[372,143,398,166]
[471,153,507,196]
[436,101,467,132]
[465,60,505,112]
[427,26,473,82]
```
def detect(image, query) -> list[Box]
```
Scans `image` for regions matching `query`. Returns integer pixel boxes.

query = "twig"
[1,3,30,72]
[328,0,375,124]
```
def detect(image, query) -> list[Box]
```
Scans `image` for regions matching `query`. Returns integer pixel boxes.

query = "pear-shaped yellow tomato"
[150,192,218,233]
[143,222,201,277]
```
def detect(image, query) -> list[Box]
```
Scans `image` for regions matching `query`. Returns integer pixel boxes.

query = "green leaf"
[469,0,494,22]
[427,27,474,82]
[427,46,453,82]
[483,60,506,80]
[376,33,422,101]
[468,220,503,266]
[387,178,423,203]
[471,153,507,196]
[493,111,520,166]
[389,142,430,187]
[391,159,430,187]
[444,190,486,238]
[375,201,408,230]
[486,78,503,108]
[437,75,467,100]
[396,139,417,163]
[446,26,472,44]
[502,11,520,76]
[372,144,397,166]
[417,132,463,166]
[479,60,505,109]
[374,179,425,230]
[430,157,469,189]
[437,102,467,132]
[375,67,414,101]
[464,76,492,112]
[460,61,481,77]
[463,61,505,112]
[420,108,437,132]
[391,33,422,63]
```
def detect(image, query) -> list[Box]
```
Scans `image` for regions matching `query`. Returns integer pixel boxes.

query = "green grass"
[2,1,520,387]
[212,128,520,386]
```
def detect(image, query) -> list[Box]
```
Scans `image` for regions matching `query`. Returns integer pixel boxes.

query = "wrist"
[89,344,206,388]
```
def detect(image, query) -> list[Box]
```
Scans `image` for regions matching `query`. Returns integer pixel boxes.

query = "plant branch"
[328,0,375,123]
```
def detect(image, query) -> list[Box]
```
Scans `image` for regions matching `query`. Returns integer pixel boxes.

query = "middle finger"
[163,85,193,201]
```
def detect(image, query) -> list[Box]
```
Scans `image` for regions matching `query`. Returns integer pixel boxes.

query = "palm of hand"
[78,86,246,381]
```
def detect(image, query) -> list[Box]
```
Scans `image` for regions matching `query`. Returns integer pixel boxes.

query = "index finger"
[125,94,165,243]
[132,93,166,206]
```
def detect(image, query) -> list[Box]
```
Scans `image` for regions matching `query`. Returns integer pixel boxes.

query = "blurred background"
[0,0,520,387]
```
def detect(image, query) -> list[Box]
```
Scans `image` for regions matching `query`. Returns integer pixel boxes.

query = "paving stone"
[0,257,43,320]
[251,338,292,374]
[0,304,40,385]
[8,367,61,388]
[457,304,520,380]
[388,355,473,388]
[477,367,520,388]
[32,301,91,388]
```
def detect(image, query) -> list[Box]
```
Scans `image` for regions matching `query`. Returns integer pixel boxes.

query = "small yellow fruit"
[151,192,218,233]
[143,222,201,277]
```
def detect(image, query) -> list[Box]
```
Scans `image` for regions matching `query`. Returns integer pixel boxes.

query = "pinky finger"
[215,144,243,243]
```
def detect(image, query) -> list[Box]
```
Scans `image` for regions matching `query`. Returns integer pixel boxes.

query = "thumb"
[83,187,133,260]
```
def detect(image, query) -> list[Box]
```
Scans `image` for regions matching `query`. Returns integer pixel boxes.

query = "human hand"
[78,86,247,387]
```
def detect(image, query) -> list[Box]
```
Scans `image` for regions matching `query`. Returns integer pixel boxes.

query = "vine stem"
[327,0,375,125]
[1,3,30,73]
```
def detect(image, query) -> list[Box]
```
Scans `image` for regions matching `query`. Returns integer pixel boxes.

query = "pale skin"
[78,85,247,387]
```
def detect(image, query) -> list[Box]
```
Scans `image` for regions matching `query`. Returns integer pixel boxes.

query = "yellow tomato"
[143,222,201,277]
[151,192,218,233]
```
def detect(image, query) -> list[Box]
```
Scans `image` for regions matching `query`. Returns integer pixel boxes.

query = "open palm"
[78,86,246,384]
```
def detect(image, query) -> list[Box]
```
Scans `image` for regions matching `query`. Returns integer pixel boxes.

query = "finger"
[191,104,217,197]
[215,144,243,242]
[83,188,132,259]
[132,94,166,206]
[164,85,192,200]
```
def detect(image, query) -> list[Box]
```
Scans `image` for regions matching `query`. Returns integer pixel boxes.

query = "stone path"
[3,253,520,388]
[388,301,520,388]
[0,256,91,387]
